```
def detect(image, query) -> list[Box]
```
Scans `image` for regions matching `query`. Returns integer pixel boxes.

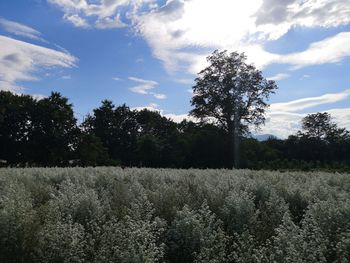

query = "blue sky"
[1,0,350,138]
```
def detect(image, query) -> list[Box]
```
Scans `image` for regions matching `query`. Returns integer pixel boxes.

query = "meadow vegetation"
[0,167,349,262]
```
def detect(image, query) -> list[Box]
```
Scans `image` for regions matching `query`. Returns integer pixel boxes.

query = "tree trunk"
[233,110,240,169]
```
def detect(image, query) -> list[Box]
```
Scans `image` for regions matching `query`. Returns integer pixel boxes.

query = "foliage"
[1,90,350,170]
[298,112,349,142]
[190,50,277,167]
[0,167,350,262]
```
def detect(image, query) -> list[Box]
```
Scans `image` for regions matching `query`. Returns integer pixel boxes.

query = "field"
[0,168,349,262]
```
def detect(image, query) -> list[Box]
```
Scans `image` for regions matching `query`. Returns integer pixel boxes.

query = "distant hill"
[253,134,279,141]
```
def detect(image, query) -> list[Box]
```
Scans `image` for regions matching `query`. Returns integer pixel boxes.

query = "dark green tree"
[0,91,36,165]
[75,133,109,166]
[83,101,139,165]
[299,112,349,142]
[179,121,230,168]
[135,109,182,167]
[30,92,79,166]
[190,50,277,168]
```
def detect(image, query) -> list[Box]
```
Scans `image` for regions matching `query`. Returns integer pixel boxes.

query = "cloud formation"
[133,0,350,73]
[278,32,350,69]
[48,0,350,74]
[270,89,350,112]
[48,0,154,29]
[267,73,290,81]
[128,76,158,94]
[0,35,76,92]
[133,102,195,123]
[131,88,350,138]
[262,108,350,139]
[263,89,350,138]
[63,14,90,28]
[151,92,167,99]
[255,0,350,28]
[128,76,167,99]
[0,18,45,41]
[44,0,350,138]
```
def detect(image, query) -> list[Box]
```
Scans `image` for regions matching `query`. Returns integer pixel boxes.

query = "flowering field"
[0,167,349,262]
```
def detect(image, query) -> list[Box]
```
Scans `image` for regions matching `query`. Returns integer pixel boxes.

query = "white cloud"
[128,76,167,99]
[62,75,71,79]
[133,102,195,122]
[327,108,350,130]
[0,17,44,41]
[113,76,121,80]
[270,89,350,112]
[128,76,158,94]
[31,93,47,101]
[133,0,262,72]
[262,108,350,139]
[95,14,127,29]
[48,0,154,29]
[267,73,290,81]
[261,89,350,138]
[151,93,167,99]
[301,74,311,79]
[278,32,350,69]
[261,111,304,138]
[255,0,350,29]
[63,14,90,28]
[133,0,350,74]
[0,35,76,92]
[132,102,160,111]
[163,113,195,123]
[48,0,350,73]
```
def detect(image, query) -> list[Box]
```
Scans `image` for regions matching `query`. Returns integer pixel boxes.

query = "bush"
[0,167,349,262]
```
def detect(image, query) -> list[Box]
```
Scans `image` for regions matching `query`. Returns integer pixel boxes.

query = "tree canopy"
[299,112,349,142]
[190,50,277,167]
[1,68,350,171]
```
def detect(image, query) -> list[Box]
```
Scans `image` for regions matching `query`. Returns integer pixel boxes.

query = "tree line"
[1,50,350,170]
[1,90,349,170]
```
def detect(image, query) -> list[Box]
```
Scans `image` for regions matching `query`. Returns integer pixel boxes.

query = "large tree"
[299,112,349,142]
[0,91,36,164]
[83,101,139,165]
[30,92,79,166]
[190,50,277,168]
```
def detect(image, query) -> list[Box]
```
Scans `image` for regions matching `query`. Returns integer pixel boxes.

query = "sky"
[1,0,350,138]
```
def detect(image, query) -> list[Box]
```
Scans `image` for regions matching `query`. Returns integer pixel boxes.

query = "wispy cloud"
[48,0,141,29]
[0,17,45,41]
[278,32,350,69]
[133,102,195,123]
[0,35,76,92]
[128,76,158,94]
[151,93,167,100]
[261,89,350,138]
[270,89,350,112]
[133,0,350,73]
[267,73,290,81]
[48,0,350,74]
[128,77,167,99]
[63,14,90,28]
[262,108,350,139]
[95,14,127,29]
[132,102,160,112]
[62,75,71,80]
